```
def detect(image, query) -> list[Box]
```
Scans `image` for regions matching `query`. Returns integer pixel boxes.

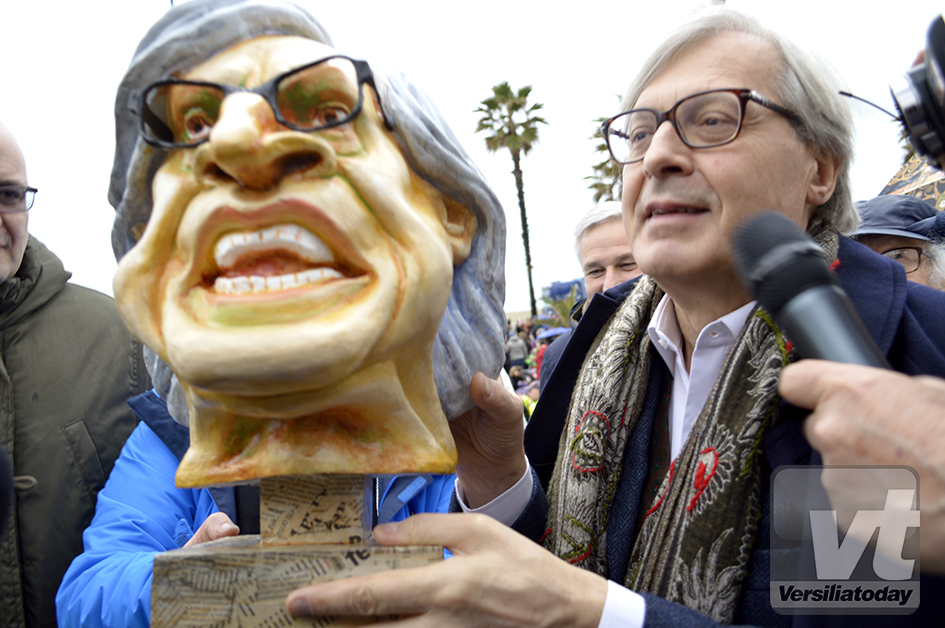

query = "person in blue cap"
[852,194,944,289]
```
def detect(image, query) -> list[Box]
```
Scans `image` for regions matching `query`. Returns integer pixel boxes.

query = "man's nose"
[603,267,621,292]
[641,120,692,178]
[195,92,336,189]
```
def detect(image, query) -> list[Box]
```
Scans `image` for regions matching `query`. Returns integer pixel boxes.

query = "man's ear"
[442,197,477,265]
[806,151,841,207]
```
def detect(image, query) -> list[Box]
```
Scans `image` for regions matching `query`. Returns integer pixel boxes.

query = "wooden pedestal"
[151,475,441,627]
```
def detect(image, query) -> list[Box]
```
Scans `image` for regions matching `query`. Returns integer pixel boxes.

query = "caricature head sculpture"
[110,0,506,486]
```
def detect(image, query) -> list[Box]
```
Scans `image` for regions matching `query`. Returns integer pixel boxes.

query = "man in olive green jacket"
[0,122,149,628]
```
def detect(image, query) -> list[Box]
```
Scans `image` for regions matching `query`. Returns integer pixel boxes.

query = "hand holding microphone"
[734,211,945,573]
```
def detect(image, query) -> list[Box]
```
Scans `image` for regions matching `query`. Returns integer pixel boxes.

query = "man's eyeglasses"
[882,246,925,274]
[602,88,801,165]
[135,55,391,149]
[0,185,37,213]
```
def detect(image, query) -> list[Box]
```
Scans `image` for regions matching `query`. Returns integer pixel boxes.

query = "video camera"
[892,15,945,170]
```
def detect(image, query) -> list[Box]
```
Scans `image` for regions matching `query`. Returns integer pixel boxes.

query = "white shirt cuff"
[457,471,645,628]
[599,580,646,628]
[455,463,533,527]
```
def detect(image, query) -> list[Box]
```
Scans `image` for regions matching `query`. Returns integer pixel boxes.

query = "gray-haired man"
[540,200,640,391]
[288,8,945,628]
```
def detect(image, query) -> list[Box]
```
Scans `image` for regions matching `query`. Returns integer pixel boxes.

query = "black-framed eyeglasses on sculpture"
[134,55,391,149]
[882,246,925,274]
[602,88,801,164]
[0,185,37,213]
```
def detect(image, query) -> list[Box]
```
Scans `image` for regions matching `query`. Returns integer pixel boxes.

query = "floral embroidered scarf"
[543,231,838,622]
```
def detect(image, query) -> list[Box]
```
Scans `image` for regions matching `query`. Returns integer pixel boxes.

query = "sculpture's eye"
[276,59,360,130]
[182,107,216,142]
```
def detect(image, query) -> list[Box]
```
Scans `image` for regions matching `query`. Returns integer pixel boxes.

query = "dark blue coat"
[520,237,945,627]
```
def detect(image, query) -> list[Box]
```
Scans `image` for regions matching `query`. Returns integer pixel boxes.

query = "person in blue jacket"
[56,390,455,628]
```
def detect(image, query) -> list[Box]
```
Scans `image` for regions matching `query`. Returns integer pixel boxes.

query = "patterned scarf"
[544,230,838,623]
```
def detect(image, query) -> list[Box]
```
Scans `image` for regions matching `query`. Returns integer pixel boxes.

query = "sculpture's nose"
[194,92,336,189]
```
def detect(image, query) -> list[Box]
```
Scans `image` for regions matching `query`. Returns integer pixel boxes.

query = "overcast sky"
[1,0,940,312]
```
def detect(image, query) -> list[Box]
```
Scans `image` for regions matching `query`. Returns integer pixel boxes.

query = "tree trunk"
[510,149,537,319]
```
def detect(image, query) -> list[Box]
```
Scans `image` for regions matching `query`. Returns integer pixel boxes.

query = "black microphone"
[732,211,889,368]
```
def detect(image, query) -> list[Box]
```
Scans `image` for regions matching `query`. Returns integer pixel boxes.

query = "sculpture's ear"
[442,197,477,265]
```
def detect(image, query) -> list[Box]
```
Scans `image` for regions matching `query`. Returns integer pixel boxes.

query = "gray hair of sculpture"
[573,200,624,263]
[619,7,857,235]
[111,0,506,422]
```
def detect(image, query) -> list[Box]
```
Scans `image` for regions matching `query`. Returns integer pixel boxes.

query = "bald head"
[0,123,30,283]
[0,124,25,176]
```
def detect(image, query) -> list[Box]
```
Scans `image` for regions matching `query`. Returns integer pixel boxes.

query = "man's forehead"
[581,221,632,262]
[636,32,781,107]
[183,35,338,85]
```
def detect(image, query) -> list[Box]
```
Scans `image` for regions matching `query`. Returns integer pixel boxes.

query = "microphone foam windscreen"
[732,211,836,317]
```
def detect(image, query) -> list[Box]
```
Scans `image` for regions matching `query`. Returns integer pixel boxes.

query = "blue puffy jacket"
[56,391,456,628]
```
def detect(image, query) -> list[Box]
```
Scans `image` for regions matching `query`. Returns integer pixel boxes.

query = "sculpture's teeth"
[214,268,344,295]
[213,224,334,268]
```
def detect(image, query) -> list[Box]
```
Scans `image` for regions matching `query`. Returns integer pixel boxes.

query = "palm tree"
[586,96,625,203]
[540,284,580,328]
[586,115,622,203]
[475,82,547,319]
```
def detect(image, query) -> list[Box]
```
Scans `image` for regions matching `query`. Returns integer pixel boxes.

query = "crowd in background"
[503,322,560,417]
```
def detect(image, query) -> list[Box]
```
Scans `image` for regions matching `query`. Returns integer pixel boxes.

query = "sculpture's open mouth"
[209,223,355,295]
